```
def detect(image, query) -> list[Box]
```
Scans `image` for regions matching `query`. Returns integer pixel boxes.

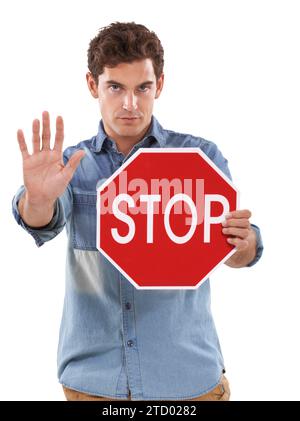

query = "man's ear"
[155,73,164,99]
[86,72,99,98]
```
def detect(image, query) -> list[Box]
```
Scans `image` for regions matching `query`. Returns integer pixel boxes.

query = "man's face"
[87,59,164,142]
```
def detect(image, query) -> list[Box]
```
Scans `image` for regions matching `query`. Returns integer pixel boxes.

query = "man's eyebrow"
[105,80,154,87]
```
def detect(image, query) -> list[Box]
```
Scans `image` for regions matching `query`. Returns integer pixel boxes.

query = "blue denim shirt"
[12,116,263,400]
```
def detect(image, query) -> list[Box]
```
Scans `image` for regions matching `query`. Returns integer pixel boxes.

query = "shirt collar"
[91,115,166,153]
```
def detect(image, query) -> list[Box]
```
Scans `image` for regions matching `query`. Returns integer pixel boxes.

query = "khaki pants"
[62,375,230,401]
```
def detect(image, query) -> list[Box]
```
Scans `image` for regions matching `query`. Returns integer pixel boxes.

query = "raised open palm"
[17,111,85,205]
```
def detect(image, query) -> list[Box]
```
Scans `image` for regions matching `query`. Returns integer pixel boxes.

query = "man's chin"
[117,128,140,138]
[115,123,143,136]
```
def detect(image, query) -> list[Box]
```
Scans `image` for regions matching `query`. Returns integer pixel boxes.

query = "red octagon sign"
[97,148,238,289]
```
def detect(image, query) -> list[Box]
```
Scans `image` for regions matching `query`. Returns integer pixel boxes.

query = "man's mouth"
[119,117,139,120]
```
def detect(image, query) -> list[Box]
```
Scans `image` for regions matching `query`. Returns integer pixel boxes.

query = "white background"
[0,0,299,401]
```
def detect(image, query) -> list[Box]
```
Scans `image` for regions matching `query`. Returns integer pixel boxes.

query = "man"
[12,22,263,401]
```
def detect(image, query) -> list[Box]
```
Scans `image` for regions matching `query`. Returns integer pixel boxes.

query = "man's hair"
[87,22,164,85]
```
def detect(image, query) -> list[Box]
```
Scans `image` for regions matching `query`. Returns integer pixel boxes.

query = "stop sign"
[97,148,238,289]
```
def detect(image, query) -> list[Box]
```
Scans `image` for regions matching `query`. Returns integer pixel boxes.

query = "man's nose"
[122,92,138,111]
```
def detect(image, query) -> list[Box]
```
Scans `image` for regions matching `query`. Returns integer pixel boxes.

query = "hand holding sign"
[222,209,252,251]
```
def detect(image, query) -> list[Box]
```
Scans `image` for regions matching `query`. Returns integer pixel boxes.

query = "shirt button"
[127,340,134,348]
[125,302,131,310]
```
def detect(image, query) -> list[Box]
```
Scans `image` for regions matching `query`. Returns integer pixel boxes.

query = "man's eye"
[110,84,120,91]
[139,85,149,92]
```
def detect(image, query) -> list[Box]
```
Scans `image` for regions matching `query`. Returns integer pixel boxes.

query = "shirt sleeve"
[11,184,73,247]
[201,138,264,267]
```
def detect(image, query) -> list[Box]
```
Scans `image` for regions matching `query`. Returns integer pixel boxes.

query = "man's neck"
[115,138,142,157]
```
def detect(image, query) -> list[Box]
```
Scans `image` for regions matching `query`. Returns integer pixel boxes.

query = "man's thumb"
[64,150,85,177]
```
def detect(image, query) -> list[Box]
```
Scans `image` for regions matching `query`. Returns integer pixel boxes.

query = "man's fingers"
[32,119,41,153]
[226,209,252,219]
[63,150,85,180]
[226,237,249,251]
[41,111,51,150]
[222,218,251,228]
[17,129,30,160]
[54,116,64,152]
[222,227,250,239]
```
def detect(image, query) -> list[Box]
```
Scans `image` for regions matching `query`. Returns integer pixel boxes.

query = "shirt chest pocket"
[72,191,97,251]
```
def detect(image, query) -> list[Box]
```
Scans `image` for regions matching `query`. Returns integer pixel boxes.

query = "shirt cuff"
[12,185,66,247]
[247,223,264,267]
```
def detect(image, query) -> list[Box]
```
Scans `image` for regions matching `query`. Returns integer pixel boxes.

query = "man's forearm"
[225,228,257,268]
[18,192,55,228]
